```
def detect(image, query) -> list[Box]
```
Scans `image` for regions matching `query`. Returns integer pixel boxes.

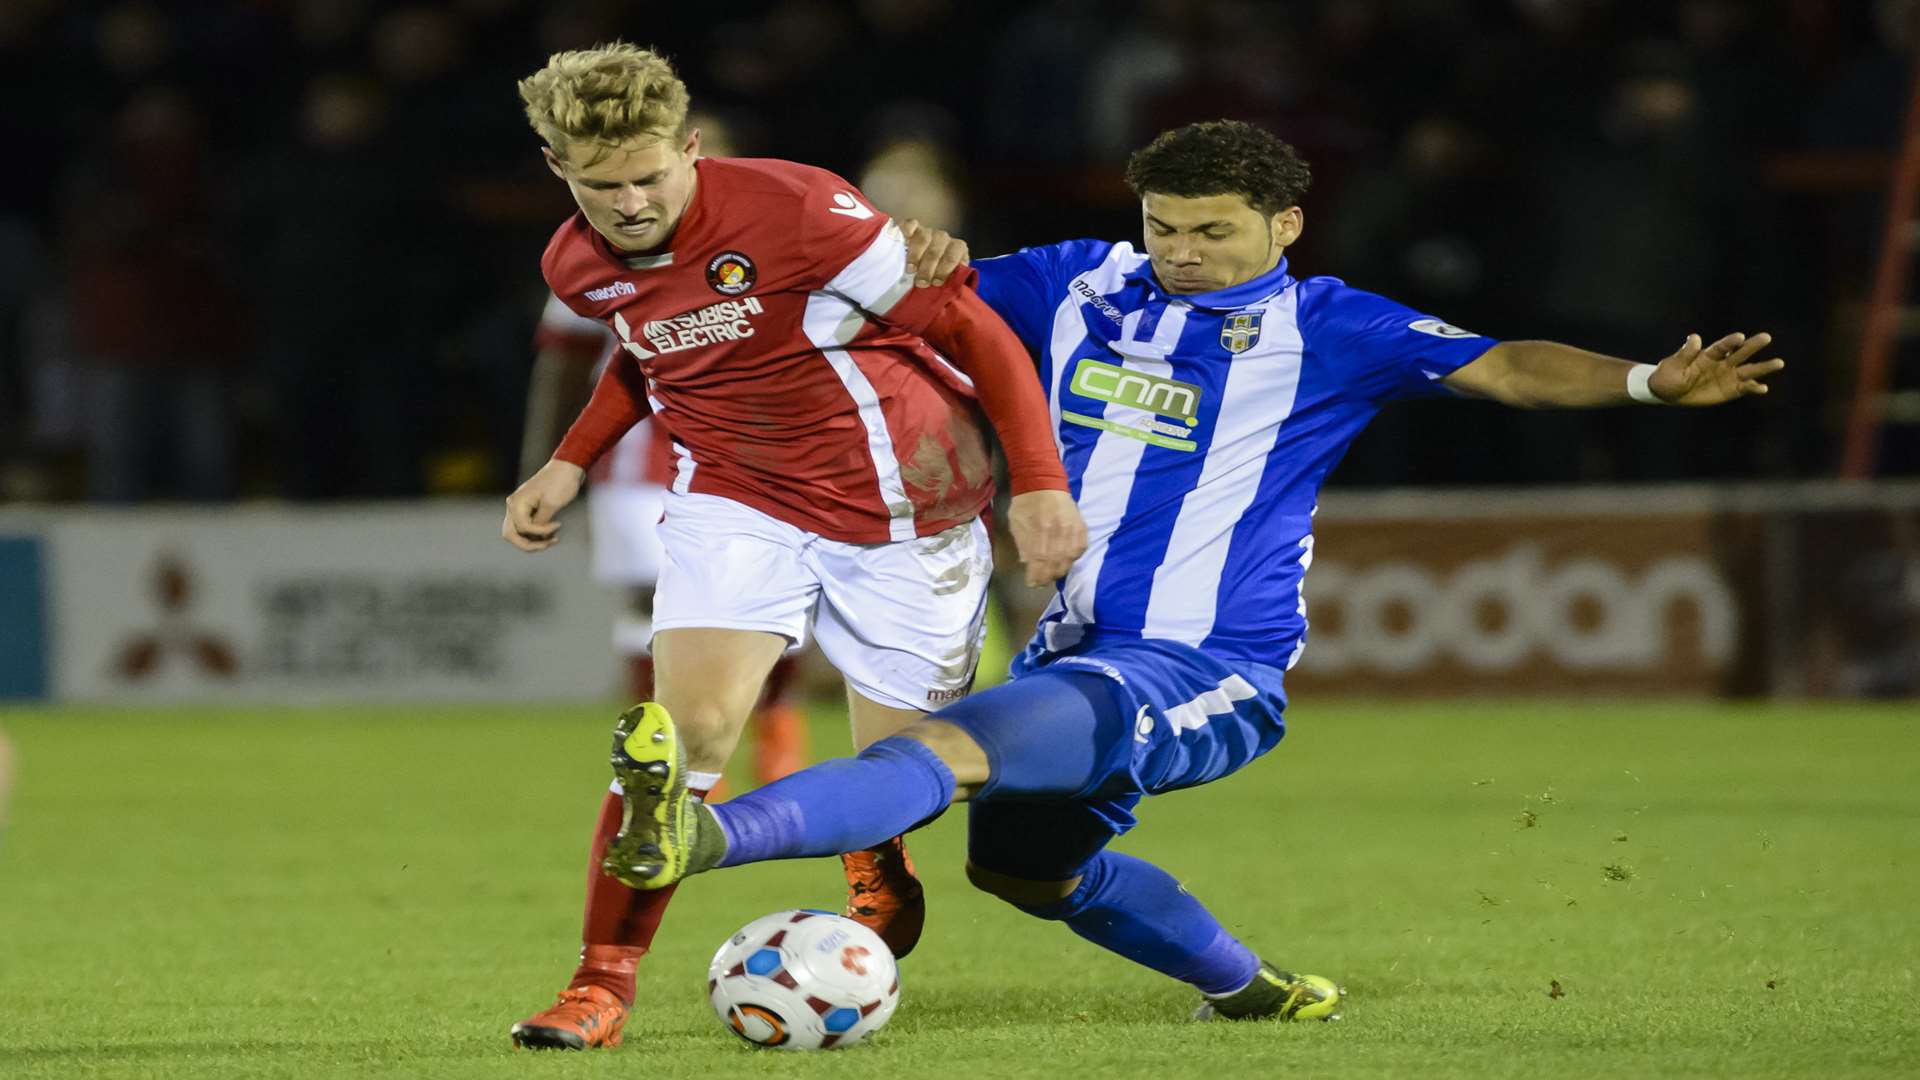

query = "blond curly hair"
[517,41,689,162]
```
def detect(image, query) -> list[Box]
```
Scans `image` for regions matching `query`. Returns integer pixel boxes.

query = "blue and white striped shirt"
[974,239,1498,672]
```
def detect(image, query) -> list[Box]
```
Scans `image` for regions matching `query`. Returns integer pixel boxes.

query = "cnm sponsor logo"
[1069,358,1201,423]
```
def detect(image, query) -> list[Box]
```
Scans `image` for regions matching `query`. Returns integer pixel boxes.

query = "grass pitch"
[1,698,1915,1079]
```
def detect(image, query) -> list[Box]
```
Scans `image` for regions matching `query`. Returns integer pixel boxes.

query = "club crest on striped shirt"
[1221,310,1264,354]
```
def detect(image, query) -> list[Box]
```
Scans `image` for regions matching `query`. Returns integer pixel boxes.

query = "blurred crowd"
[0,0,1914,503]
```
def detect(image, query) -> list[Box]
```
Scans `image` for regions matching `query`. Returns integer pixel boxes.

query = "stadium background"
[1,0,1916,502]
[1,3,1917,1078]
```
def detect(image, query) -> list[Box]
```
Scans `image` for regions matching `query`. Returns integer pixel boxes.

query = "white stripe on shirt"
[801,291,917,540]
[1141,289,1303,643]
[825,220,915,317]
[1056,304,1189,636]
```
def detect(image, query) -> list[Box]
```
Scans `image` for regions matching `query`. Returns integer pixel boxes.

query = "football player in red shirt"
[502,43,1084,1050]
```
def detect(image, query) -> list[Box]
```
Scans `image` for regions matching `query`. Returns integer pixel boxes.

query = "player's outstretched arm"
[1443,333,1784,408]
[1642,333,1785,405]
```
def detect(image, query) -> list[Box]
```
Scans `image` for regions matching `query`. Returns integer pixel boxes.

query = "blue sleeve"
[971,239,1116,354]
[1294,277,1499,402]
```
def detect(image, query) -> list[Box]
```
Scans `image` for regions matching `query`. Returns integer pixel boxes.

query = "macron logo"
[1408,317,1476,339]
[585,281,637,302]
[828,192,874,220]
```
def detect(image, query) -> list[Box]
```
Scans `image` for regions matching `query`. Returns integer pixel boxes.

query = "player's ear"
[542,146,567,179]
[1272,206,1303,249]
[682,127,701,159]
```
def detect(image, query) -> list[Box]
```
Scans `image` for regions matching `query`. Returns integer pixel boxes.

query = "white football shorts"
[651,491,992,712]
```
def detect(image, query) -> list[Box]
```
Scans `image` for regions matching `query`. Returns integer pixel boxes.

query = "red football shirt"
[543,157,1002,543]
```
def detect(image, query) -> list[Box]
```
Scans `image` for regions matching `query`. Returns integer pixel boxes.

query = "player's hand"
[502,459,586,552]
[1647,332,1784,405]
[1006,489,1087,587]
[900,218,970,287]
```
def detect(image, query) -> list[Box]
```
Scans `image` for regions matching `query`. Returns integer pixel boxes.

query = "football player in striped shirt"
[599,120,1784,1022]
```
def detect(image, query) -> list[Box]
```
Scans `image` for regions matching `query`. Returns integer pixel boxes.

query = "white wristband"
[1626,364,1666,405]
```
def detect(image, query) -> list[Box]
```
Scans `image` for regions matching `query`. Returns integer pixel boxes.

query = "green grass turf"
[1,699,1915,1079]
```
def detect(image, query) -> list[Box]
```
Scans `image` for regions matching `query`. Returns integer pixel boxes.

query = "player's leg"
[846,687,922,750]
[966,800,1340,1021]
[516,628,785,1050]
[597,481,805,789]
[607,487,821,830]
[808,517,990,957]
[609,640,1295,890]
[605,670,1111,888]
[646,627,788,774]
[836,690,932,956]
[514,494,813,1050]
[511,490,670,1050]
[601,624,788,886]
[599,630,795,888]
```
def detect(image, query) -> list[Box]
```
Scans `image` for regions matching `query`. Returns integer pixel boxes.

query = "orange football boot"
[509,985,627,1051]
[842,835,926,958]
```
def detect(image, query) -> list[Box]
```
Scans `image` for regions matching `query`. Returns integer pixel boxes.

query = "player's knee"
[897,720,991,789]
[658,698,743,762]
[964,860,1082,913]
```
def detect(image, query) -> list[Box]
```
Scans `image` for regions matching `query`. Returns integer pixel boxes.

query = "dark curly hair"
[1123,120,1312,217]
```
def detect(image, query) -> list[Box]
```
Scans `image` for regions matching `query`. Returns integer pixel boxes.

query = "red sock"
[566,782,712,1004]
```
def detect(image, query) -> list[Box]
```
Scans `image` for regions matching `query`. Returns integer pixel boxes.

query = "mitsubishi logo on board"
[111,553,240,680]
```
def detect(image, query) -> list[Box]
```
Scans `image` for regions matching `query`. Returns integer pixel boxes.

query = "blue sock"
[1025,851,1259,995]
[710,736,954,867]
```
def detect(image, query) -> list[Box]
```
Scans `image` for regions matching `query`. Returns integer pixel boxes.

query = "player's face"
[546,130,701,253]
[1140,193,1303,294]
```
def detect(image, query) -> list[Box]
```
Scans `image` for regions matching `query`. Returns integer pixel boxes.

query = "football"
[707,909,900,1050]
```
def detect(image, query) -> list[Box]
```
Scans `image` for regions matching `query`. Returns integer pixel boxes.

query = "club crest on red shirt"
[706,251,757,296]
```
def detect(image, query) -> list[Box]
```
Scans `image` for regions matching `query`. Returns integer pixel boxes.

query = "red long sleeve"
[921,288,1069,496]
[553,351,651,470]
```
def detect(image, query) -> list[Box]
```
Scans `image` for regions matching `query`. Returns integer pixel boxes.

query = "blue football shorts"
[936,636,1289,881]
